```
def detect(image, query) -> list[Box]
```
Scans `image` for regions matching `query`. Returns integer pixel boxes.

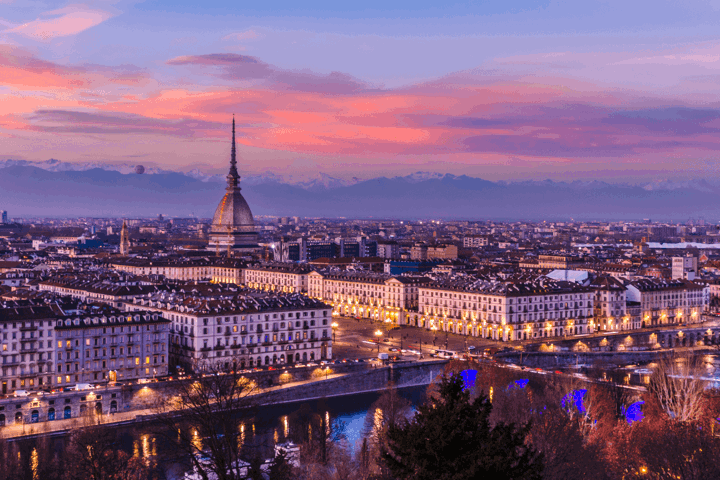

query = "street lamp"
[431,325,437,346]
[375,329,383,353]
[331,321,338,343]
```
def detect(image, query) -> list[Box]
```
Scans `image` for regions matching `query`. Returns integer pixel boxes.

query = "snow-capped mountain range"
[2,159,717,193]
[3,158,720,220]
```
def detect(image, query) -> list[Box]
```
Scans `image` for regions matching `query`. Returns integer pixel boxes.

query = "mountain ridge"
[0,164,718,221]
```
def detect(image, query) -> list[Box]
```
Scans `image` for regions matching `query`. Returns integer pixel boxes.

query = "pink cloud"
[222,30,263,42]
[5,5,114,41]
[9,46,720,179]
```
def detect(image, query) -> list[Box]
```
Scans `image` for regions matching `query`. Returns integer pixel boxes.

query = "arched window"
[48,408,55,421]
[15,412,23,424]
[64,406,72,419]
[110,400,118,413]
[264,356,270,365]
[95,402,103,415]
[31,410,39,423]
[0,414,5,426]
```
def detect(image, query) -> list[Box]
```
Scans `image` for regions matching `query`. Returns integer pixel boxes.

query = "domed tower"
[207,117,259,254]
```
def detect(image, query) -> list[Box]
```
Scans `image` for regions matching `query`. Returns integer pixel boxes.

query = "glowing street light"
[375,329,383,353]
[431,325,438,346]
[331,321,339,343]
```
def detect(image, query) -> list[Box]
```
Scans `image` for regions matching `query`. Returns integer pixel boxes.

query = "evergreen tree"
[380,373,542,480]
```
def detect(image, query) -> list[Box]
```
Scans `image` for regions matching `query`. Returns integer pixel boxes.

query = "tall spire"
[227,115,239,188]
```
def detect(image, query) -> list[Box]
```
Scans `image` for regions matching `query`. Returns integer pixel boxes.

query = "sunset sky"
[4,0,720,182]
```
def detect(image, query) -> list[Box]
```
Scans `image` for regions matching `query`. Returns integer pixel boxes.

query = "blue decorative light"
[460,369,477,392]
[561,389,587,414]
[622,401,644,424]
[508,379,529,390]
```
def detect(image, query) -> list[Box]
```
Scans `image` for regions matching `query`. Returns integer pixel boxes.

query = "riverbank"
[0,360,448,441]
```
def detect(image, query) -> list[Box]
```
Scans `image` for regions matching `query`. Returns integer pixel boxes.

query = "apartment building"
[127,288,332,372]
[463,236,490,248]
[53,311,169,387]
[39,277,161,309]
[243,263,313,293]
[111,258,245,284]
[308,270,429,324]
[589,275,635,331]
[417,277,595,341]
[0,305,59,395]
[626,278,707,327]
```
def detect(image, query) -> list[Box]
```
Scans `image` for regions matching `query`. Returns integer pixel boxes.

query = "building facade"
[127,289,332,372]
[54,312,169,386]
[417,278,595,341]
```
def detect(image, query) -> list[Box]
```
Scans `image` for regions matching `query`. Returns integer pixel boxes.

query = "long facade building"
[627,278,707,327]
[110,258,245,284]
[307,270,429,324]
[417,278,595,341]
[126,288,332,372]
[39,277,162,309]
[244,263,313,293]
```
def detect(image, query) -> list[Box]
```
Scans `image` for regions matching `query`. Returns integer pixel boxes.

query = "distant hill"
[0,164,718,221]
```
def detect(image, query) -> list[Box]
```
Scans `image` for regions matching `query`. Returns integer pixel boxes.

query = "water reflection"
[7,386,428,478]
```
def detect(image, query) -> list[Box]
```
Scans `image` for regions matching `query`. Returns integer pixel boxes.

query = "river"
[9,385,429,480]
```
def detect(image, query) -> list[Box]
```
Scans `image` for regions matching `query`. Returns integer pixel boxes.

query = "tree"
[287,400,346,477]
[154,363,259,480]
[648,353,709,422]
[62,425,163,480]
[360,382,413,479]
[380,373,543,480]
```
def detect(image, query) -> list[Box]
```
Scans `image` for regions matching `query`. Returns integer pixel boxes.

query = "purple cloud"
[27,110,230,137]
[167,53,367,94]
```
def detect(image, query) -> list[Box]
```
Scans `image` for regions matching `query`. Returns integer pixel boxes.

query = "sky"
[4,1,720,182]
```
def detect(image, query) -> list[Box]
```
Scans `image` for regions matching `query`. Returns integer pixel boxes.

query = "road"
[331,315,501,361]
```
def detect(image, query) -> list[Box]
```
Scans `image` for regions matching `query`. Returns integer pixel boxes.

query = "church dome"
[211,188,255,233]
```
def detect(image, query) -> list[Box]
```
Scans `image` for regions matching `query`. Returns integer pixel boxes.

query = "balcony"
[19,325,38,332]
[261,341,273,346]
[214,345,225,351]
[293,338,304,344]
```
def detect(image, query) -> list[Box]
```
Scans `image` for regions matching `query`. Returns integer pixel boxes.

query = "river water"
[13,385,429,480]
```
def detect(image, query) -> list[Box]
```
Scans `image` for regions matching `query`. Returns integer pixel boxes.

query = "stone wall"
[495,349,716,368]
[0,360,448,432]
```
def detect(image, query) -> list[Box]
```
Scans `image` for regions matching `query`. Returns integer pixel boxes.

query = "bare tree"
[648,353,710,422]
[154,360,260,480]
[62,425,163,480]
[358,383,413,479]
